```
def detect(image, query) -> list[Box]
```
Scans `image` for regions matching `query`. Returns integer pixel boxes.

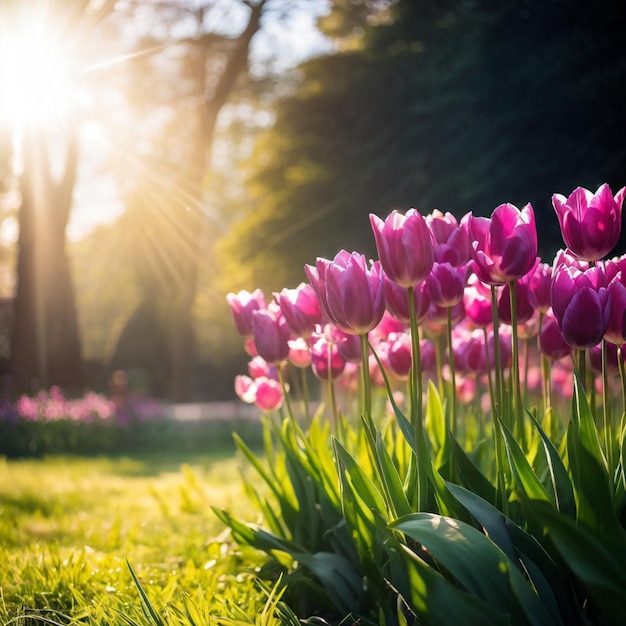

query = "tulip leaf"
[375,430,413,518]
[529,500,626,623]
[425,381,445,455]
[500,419,552,505]
[572,371,606,469]
[450,435,498,505]
[527,410,575,518]
[566,420,622,542]
[390,513,557,626]
[394,544,510,626]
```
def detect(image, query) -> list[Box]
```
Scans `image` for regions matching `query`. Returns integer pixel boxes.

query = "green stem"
[446,306,457,438]
[508,280,525,450]
[490,286,503,419]
[327,342,338,433]
[300,367,311,426]
[602,340,614,477]
[619,346,626,421]
[360,333,371,417]
[278,366,294,422]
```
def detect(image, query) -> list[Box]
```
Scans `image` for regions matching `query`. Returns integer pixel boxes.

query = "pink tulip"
[464,274,493,327]
[426,262,468,308]
[453,329,486,375]
[248,356,278,380]
[329,326,362,363]
[497,267,536,325]
[370,209,435,287]
[468,203,537,285]
[252,308,291,365]
[539,312,573,361]
[552,183,626,262]
[254,377,284,411]
[384,277,430,324]
[305,250,385,335]
[551,264,611,349]
[387,331,412,380]
[288,337,312,369]
[426,210,471,266]
[226,289,266,337]
[310,335,346,381]
[275,283,322,338]
[427,299,466,326]
[528,262,552,313]
[604,278,626,345]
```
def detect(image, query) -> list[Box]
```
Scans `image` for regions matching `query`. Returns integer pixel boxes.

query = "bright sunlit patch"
[0,19,76,132]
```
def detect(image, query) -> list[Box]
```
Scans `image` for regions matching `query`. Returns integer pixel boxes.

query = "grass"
[0,446,273,625]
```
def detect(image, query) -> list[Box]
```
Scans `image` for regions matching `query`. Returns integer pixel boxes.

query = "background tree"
[2,0,117,391]
[219,0,626,294]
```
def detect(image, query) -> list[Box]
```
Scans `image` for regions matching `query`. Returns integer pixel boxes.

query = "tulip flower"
[226,289,266,337]
[387,331,412,380]
[288,337,312,369]
[305,250,385,335]
[426,210,471,266]
[426,262,468,308]
[539,312,573,361]
[468,203,537,285]
[248,356,278,380]
[275,283,322,338]
[329,326,362,363]
[370,209,435,287]
[234,375,284,411]
[604,278,626,345]
[551,264,610,349]
[251,308,291,365]
[464,274,493,327]
[552,183,626,262]
[384,277,430,324]
[497,270,535,325]
[310,335,346,381]
[528,262,552,313]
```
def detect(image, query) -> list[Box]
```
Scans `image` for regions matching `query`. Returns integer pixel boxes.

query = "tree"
[2,0,118,391]
[102,0,271,401]
[219,0,626,292]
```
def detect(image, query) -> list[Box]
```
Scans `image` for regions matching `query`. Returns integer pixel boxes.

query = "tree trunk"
[163,0,268,401]
[11,132,83,392]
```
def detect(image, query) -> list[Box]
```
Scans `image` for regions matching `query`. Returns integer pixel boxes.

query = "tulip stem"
[300,367,311,426]
[490,286,504,419]
[446,306,457,438]
[278,367,294,422]
[508,280,526,450]
[360,333,372,417]
[327,343,338,433]
[601,340,614,476]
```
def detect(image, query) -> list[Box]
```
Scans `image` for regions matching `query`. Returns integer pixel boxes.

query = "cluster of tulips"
[228,183,626,452]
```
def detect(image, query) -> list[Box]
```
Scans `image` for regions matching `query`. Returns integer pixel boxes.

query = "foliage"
[220,0,626,291]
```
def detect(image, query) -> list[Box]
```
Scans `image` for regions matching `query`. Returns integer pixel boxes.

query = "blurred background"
[0,0,624,402]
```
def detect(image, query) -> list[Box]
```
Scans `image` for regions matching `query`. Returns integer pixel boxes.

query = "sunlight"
[0,20,76,134]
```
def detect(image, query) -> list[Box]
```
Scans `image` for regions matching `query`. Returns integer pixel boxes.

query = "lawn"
[0,448,273,625]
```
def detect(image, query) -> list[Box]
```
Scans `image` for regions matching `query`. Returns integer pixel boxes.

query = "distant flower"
[252,308,291,365]
[384,277,430,324]
[275,283,322,338]
[227,289,266,337]
[552,183,626,262]
[426,210,471,266]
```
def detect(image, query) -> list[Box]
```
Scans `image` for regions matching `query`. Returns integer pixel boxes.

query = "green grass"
[0,448,273,625]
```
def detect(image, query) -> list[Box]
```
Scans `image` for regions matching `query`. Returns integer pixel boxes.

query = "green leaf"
[450,435,497,505]
[500,419,552,505]
[566,421,622,542]
[391,513,557,626]
[527,410,575,519]
[393,544,510,625]
[425,381,445,455]
[375,430,413,518]
[126,560,166,626]
[529,500,626,623]
[572,371,606,469]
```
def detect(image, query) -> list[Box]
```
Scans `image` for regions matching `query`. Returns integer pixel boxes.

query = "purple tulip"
[468,203,537,286]
[426,210,471,266]
[226,289,266,337]
[528,262,552,313]
[275,283,322,338]
[305,250,385,335]
[539,312,573,361]
[370,209,435,287]
[604,278,626,345]
[552,183,626,262]
[464,274,493,327]
[497,264,537,325]
[384,276,430,324]
[551,265,611,349]
[426,262,468,308]
[387,331,412,380]
[251,308,291,365]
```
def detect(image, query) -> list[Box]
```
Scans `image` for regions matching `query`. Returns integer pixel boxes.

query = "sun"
[0,17,76,133]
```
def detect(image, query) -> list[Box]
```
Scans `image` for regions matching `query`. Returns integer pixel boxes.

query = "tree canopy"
[220,0,626,293]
